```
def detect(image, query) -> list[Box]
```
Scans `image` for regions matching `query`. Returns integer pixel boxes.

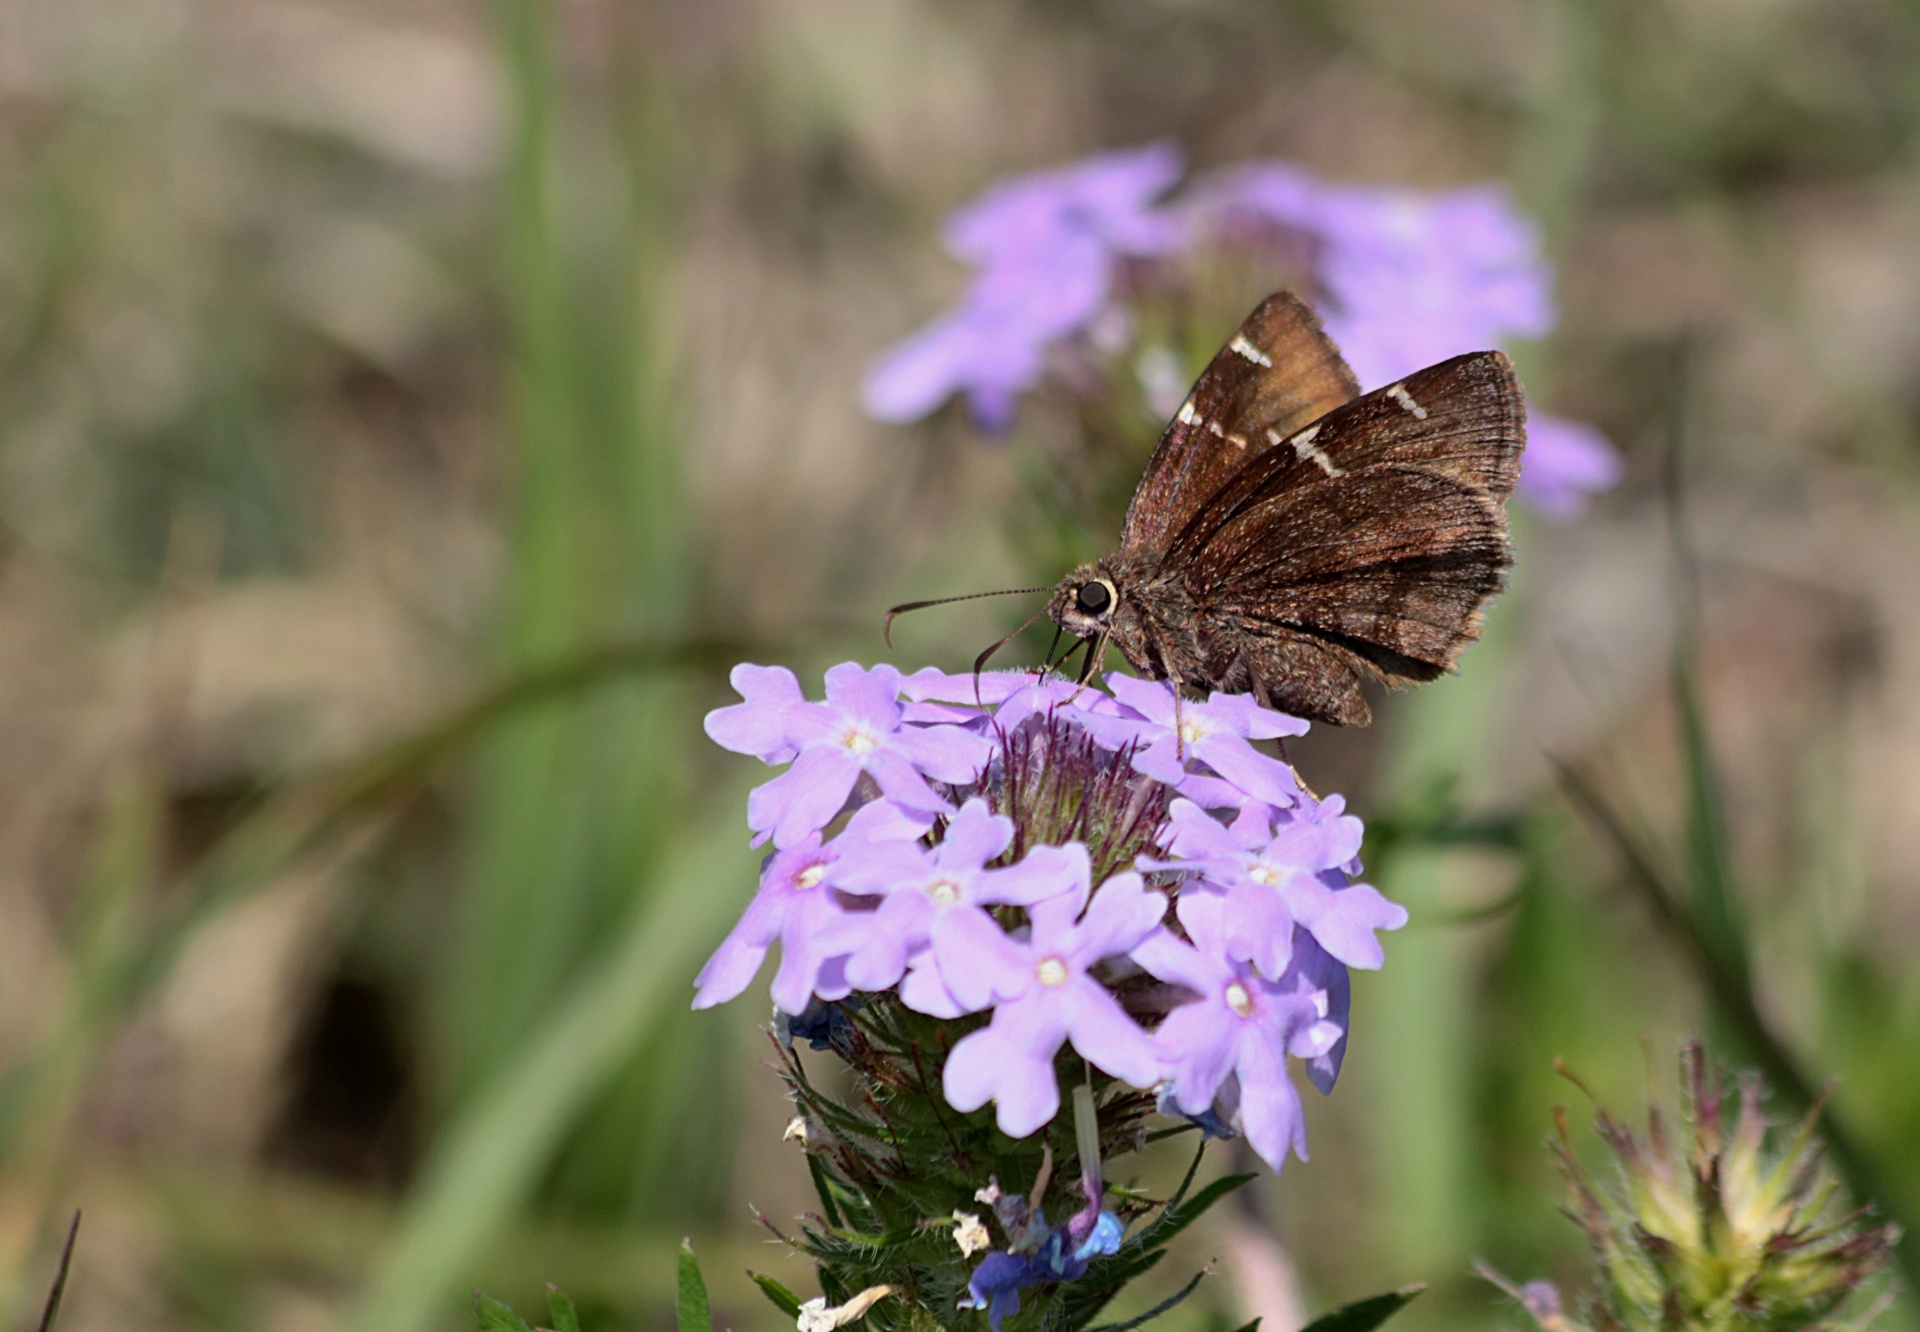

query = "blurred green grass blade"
[676,1239,712,1332]
[348,793,757,1332]
[106,638,746,1029]
[1672,656,1750,991]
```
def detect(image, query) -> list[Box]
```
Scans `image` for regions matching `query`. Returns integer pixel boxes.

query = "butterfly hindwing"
[1119,291,1359,556]
[1183,462,1512,723]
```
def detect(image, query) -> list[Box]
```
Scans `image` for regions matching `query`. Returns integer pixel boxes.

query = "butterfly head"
[1047,564,1121,640]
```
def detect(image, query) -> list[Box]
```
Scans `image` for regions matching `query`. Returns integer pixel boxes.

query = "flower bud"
[1524,1044,1897,1332]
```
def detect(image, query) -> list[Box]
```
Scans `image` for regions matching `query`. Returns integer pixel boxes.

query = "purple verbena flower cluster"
[863,144,1621,520]
[696,661,1404,1175]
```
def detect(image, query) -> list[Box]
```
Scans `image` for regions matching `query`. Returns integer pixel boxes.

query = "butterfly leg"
[1062,632,1110,705]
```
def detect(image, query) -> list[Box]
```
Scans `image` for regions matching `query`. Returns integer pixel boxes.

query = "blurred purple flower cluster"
[862,144,1186,431]
[696,660,1405,1175]
[862,144,1621,519]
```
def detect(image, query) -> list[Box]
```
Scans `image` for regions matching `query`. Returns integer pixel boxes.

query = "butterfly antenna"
[883,586,1053,648]
[971,604,1050,689]
[1035,624,1065,680]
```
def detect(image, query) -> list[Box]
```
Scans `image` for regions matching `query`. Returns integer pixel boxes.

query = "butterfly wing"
[1119,291,1360,556]
[1176,352,1526,725]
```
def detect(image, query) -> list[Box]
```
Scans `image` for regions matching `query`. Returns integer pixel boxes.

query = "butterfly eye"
[1076,581,1113,615]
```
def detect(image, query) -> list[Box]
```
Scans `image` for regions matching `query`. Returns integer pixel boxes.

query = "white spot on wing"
[1386,383,1429,419]
[1207,421,1226,438]
[1289,423,1345,477]
[1177,400,1200,426]
[1229,334,1273,367]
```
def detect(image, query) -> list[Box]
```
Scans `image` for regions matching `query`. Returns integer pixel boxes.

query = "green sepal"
[677,1239,714,1332]
[473,1292,535,1332]
[545,1286,582,1332]
[1298,1285,1426,1332]
[752,1273,806,1318]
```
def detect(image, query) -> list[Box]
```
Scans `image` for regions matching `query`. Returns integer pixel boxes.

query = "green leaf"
[1085,1268,1208,1332]
[1297,1285,1425,1332]
[1225,1321,1262,1332]
[1133,1172,1255,1250]
[545,1287,581,1332]
[472,1293,534,1332]
[752,1273,804,1318]
[677,1239,713,1332]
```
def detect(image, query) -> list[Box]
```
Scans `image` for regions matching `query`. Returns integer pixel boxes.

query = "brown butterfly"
[890,291,1527,726]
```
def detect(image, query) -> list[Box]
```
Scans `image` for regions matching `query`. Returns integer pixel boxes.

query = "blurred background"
[1,0,1918,1330]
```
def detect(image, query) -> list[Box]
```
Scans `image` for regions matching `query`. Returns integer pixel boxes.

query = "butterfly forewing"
[1119,291,1359,556]
[1164,351,1524,567]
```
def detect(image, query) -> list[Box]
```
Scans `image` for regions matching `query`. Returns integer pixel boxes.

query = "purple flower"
[1099,674,1305,811]
[959,1212,1124,1332]
[943,142,1186,266]
[704,663,993,848]
[1198,167,1552,385]
[691,833,855,1015]
[897,667,1126,732]
[1134,892,1343,1171]
[1521,414,1625,520]
[863,143,1185,430]
[942,873,1168,1136]
[826,798,1083,1007]
[1153,797,1406,979]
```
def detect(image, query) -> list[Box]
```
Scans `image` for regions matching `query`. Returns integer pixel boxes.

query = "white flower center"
[1225,982,1254,1018]
[1035,956,1070,987]
[925,876,963,906]
[839,722,879,755]
[1178,718,1208,745]
[794,865,826,890]
[1248,860,1283,886]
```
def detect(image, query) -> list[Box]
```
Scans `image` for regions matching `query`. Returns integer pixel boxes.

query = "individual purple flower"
[1098,673,1305,811]
[1521,414,1625,520]
[863,143,1185,430]
[825,798,1083,1006]
[691,833,855,1015]
[1153,796,1406,980]
[1134,892,1343,1171]
[704,662,993,848]
[959,1212,1124,1332]
[942,873,1168,1136]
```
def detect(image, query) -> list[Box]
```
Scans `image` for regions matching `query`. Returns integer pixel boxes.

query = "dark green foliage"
[677,1240,713,1332]
[1295,1287,1425,1332]
[768,998,1249,1332]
